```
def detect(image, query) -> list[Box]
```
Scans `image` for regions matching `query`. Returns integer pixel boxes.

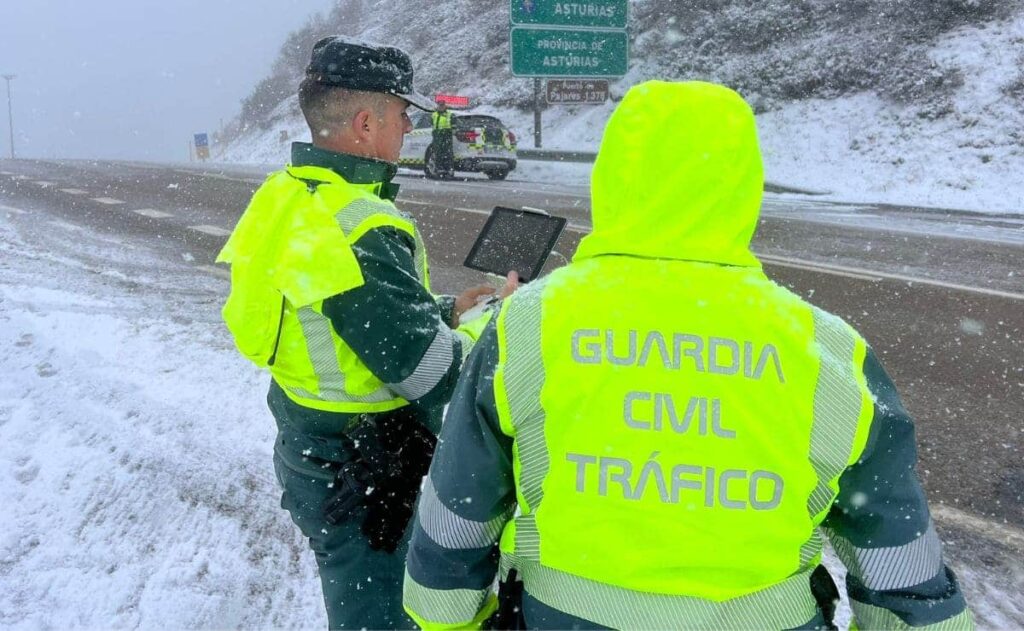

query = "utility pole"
[2,74,14,159]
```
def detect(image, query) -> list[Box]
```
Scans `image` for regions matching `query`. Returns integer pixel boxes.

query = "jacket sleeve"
[321,226,482,426]
[823,348,973,630]
[403,321,516,629]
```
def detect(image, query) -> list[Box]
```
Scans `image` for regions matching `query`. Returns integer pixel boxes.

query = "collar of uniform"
[290,142,400,200]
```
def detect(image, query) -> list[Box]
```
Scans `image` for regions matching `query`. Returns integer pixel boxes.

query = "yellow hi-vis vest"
[432,111,452,130]
[216,163,431,414]
[491,81,875,629]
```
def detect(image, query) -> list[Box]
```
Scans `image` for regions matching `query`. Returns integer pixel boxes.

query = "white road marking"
[195,264,230,279]
[400,198,491,217]
[932,505,1024,550]
[402,198,1023,301]
[91,197,125,205]
[759,256,883,282]
[189,224,232,237]
[172,168,262,185]
[0,204,26,214]
[132,208,174,219]
[34,180,56,187]
[759,254,1024,301]
[60,188,89,195]
[0,170,13,175]
[48,220,85,232]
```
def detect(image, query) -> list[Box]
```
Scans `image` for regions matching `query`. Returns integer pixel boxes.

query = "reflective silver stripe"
[335,197,400,234]
[453,329,474,362]
[801,308,869,566]
[388,327,454,401]
[514,556,818,630]
[297,306,346,398]
[500,284,548,562]
[335,197,427,283]
[403,568,491,626]
[828,521,944,591]
[851,599,974,630]
[295,306,395,404]
[418,477,509,550]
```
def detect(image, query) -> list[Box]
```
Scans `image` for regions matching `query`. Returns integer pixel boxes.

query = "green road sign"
[511,27,628,77]
[510,0,628,29]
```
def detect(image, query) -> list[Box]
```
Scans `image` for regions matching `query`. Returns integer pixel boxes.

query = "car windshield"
[454,115,503,129]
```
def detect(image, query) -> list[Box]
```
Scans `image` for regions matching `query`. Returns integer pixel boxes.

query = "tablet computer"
[463,207,567,282]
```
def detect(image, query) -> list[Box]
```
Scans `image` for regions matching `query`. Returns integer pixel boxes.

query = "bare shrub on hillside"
[227,0,1017,133]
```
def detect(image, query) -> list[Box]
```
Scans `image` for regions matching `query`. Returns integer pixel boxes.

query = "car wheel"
[486,169,509,181]
[424,147,439,179]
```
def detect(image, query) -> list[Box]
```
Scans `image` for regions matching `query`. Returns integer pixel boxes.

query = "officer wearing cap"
[217,36,516,629]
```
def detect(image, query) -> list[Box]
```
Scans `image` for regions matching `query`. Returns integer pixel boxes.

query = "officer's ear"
[352,109,374,142]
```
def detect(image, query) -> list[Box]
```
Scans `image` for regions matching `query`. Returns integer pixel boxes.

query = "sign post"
[509,0,628,148]
[193,133,210,161]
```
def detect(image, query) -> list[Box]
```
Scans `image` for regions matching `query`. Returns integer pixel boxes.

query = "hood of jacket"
[574,81,764,269]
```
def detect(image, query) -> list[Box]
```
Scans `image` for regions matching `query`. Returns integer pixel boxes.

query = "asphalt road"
[2,158,1022,536]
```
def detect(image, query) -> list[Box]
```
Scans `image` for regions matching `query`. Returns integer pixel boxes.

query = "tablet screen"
[463,207,567,282]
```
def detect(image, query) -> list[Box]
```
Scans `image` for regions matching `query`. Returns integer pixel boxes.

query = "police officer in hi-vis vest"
[217,36,515,629]
[431,100,455,179]
[403,81,973,630]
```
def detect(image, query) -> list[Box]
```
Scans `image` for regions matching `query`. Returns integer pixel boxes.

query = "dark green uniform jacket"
[272,142,462,456]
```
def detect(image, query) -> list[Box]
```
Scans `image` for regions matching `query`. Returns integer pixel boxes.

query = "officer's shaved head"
[299,77,389,139]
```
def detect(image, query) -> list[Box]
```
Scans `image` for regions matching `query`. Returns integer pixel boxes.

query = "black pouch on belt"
[810,564,840,630]
[361,406,437,552]
[321,408,438,552]
[487,569,526,630]
[322,418,398,526]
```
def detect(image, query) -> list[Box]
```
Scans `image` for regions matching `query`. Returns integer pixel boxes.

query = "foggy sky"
[0,0,336,162]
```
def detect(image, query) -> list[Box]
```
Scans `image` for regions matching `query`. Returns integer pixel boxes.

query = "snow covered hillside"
[218,0,1024,214]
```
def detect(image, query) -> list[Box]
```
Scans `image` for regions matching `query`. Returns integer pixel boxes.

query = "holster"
[487,569,526,630]
[322,418,395,526]
[810,564,840,630]
[321,407,437,552]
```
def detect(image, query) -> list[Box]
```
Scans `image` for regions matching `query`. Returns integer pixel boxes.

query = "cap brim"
[397,90,436,112]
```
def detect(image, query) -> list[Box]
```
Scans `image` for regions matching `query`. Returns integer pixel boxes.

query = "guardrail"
[517,149,827,195]
[517,149,598,163]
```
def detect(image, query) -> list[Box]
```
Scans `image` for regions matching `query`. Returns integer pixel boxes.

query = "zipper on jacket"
[267,294,286,367]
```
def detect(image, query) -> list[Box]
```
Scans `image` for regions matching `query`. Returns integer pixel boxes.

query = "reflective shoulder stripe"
[512,555,818,630]
[335,196,430,286]
[800,308,875,566]
[403,569,497,628]
[827,521,944,591]
[336,197,416,244]
[494,281,548,521]
[417,476,511,550]
[388,327,455,402]
[851,599,974,630]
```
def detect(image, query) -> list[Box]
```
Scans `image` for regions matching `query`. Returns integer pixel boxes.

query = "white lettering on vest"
[571,329,785,383]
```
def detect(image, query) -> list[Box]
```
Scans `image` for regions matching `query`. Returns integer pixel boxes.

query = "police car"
[400,111,518,180]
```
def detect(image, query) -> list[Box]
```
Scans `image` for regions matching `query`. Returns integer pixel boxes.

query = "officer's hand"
[452,272,519,326]
[497,271,519,299]
[453,285,495,325]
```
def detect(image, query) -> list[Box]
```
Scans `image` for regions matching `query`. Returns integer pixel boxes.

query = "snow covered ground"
[0,207,326,628]
[221,16,1024,216]
[2,199,1022,628]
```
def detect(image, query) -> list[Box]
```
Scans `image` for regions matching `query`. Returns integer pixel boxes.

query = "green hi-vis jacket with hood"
[403,82,973,630]
[217,143,489,444]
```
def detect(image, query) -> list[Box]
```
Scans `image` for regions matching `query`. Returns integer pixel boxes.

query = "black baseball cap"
[306,36,436,111]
